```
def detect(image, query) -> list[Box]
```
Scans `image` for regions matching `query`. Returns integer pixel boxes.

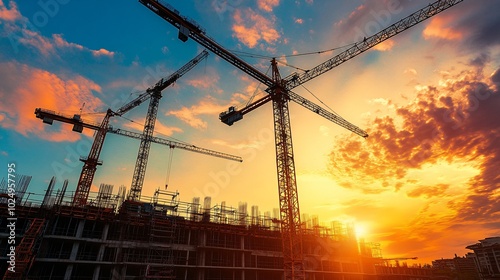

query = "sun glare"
[355,224,368,239]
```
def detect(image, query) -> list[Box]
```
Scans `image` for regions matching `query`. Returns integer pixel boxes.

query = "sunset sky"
[1,0,499,264]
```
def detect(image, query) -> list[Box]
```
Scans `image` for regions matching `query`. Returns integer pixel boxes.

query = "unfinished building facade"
[1,186,433,280]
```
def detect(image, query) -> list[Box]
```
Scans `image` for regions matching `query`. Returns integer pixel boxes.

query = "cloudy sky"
[1,0,499,263]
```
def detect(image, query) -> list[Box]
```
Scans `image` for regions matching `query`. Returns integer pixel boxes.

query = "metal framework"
[35,51,208,205]
[270,59,304,277]
[35,109,241,163]
[2,218,45,280]
[73,109,111,206]
[129,91,161,201]
[283,0,465,91]
[112,128,242,162]
[138,1,464,279]
[129,50,209,200]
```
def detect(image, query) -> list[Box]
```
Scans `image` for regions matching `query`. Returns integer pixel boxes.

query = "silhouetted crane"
[35,51,239,206]
[139,1,464,278]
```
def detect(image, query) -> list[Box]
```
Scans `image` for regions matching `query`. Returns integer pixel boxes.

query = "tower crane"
[36,50,208,206]
[139,0,464,279]
[34,109,242,194]
[128,50,209,201]
[34,108,242,162]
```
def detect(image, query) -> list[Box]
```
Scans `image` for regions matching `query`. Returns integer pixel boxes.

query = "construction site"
[0,181,436,280]
[1,0,467,279]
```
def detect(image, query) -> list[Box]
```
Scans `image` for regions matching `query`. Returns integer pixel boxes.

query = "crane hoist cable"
[228,49,273,60]
[117,115,192,146]
[244,64,272,108]
[274,59,308,73]
[229,42,358,61]
[300,84,341,117]
[164,147,175,189]
[219,54,273,111]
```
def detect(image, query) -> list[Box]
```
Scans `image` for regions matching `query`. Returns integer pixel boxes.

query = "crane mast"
[72,108,112,206]
[128,49,208,201]
[129,91,160,201]
[270,58,304,277]
[139,1,464,279]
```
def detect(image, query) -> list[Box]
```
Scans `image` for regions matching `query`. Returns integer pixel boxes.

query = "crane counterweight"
[219,106,243,126]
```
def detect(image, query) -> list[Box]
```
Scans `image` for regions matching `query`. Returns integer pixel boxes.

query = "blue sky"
[1,0,500,263]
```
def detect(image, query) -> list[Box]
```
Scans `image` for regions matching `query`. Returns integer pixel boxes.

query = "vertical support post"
[270,58,305,280]
[64,219,85,280]
[129,91,162,201]
[73,110,113,206]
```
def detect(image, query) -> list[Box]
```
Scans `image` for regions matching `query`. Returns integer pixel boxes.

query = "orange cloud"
[0,0,21,21]
[406,184,450,199]
[257,0,279,12]
[373,39,394,51]
[54,34,114,57]
[168,96,227,130]
[186,67,222,94]
[330,69,497,190]
[232,8,280,48]
[294,18,304,24]
[327,65,500,260]
[423,17,463,40]
[19,29,55,56]
[227,74,267,106]
[0,61,103,142]
[92,48,115,57]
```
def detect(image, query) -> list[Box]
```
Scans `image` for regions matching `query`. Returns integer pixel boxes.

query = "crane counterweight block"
[42,117,53,125]
[179,25,189,42]
[219,106,243,126]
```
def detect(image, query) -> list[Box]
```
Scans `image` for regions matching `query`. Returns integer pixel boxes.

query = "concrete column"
[112,223,126,280]
[197,229,206,280]
[92,266,101,280]
[92,223,109,280]
[64,219,85,280]
[111,266,126,280]
[241,235,245,280]
[184,228,192,280]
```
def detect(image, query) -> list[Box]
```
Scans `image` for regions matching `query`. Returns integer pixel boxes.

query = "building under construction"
[0,1,469,279]
[1,179,434,280]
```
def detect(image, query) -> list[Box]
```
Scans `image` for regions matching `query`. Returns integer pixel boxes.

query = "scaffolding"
[2,218,45,280]
[0,180,434,280]
[145,189,179,279]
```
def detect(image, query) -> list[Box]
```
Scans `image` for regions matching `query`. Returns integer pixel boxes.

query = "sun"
[355,224,368,239]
